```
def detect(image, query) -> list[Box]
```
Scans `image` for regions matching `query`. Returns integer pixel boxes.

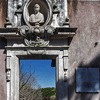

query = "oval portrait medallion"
[23,0,52,27]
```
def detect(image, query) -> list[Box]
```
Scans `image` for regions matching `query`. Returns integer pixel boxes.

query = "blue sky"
[20,59,56,88]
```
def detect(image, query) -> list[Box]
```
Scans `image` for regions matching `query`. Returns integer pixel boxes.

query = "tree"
[41,87,56,100]
[19,63,43,100]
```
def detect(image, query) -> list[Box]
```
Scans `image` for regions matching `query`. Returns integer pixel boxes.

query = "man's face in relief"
[34,4,40,14]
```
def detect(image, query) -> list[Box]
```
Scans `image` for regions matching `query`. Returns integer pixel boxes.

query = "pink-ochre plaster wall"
[0,0,7,99]
[0,0,6,28]
[68,1,100,100]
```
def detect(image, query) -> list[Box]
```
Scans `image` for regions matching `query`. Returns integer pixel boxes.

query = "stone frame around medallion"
[23,0,52,28]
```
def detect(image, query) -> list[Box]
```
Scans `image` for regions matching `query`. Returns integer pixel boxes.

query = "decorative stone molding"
[24,37,49,47]
[6,68,11,82]
[27,49,46,55]
[6,0,69,28]
[5,0,70,47]
[17,0,56,46]
[18,25,54,47]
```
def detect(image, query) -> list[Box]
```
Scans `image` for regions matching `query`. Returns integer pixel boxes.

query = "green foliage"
[19,64,56,100]
[41,87,56,100]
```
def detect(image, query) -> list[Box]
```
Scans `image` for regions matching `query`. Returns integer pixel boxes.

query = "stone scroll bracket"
[52,0,69,27]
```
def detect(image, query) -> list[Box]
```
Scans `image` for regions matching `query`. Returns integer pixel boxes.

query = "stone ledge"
[0,28,18,33]
[0,28,77,39]
[56,27,77,32]
[5,46,69,50]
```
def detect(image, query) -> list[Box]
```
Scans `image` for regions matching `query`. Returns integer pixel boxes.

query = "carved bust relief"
[23,0,52,27]
[29,4,44,26]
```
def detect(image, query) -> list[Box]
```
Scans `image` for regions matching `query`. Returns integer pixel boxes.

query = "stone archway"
[1,0,76,100]
[0,26,76,100]
[6,46,68,100]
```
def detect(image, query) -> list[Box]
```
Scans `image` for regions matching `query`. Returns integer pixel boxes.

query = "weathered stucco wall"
[0,38,7,100]
[68,1,100,100]
[0,0,7,99]
[0,0,6,28]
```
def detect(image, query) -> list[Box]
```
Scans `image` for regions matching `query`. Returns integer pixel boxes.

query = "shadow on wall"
[67,54,100,100]
[68,0,78,17]
[72,0,78,14]
[55,54,100,100]
[0,37,7,49]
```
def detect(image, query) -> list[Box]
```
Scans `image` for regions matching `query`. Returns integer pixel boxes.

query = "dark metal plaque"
[76,68,99,92]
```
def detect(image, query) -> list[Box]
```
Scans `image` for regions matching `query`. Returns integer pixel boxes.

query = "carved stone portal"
[1,0,77,100]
